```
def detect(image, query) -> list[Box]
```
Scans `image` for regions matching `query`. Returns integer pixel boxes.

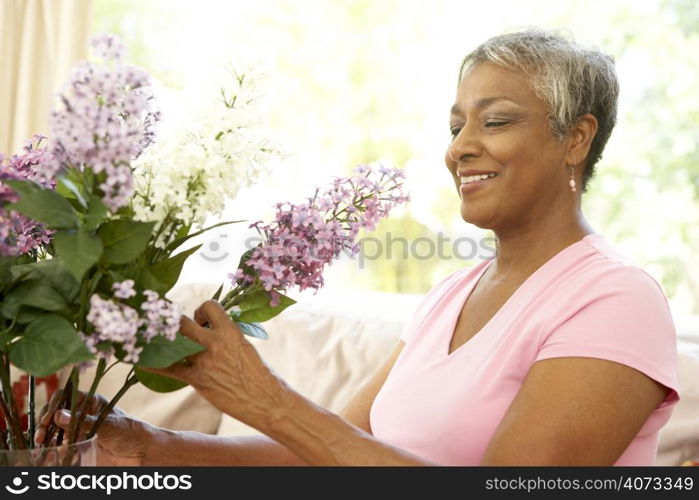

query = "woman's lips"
[459,175,498,195]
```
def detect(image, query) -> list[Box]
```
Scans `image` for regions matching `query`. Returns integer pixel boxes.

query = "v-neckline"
[442,233,598,359]
[443,259,495,358]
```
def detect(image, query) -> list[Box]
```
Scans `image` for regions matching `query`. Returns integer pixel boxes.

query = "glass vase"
[0,436,97,466]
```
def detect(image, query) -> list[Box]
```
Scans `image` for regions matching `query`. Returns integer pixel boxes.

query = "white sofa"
[83,283,699,466]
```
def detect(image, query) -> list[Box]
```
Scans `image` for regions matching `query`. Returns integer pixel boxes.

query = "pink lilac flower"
[85,294,142,363]
[112,278,136,299]
[77,330,115,373]
[83,283,182,364]
[90,34,126,62]
[48,34,160,212]
[0,136,57,256]
[140,289,182,342]
[232,165,409,298]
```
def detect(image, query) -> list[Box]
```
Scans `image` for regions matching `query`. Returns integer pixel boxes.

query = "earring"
[569,166,577,193]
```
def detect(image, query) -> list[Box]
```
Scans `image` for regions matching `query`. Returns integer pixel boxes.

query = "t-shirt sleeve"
[535,266,680,408]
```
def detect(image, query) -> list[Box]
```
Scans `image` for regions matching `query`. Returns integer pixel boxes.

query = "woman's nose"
[448,127,482,163]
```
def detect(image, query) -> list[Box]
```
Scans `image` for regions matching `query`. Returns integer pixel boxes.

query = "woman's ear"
[566,113,598,167]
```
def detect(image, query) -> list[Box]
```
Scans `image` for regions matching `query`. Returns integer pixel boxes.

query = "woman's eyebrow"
[450,96,522,115]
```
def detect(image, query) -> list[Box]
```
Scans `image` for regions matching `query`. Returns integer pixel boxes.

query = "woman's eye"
[485,121,508,128]
[450,127,462,138]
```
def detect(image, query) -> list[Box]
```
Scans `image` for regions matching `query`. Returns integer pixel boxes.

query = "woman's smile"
[459,172,500,195]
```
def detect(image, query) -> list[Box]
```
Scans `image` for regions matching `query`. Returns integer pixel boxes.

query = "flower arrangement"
[0,35,408,463]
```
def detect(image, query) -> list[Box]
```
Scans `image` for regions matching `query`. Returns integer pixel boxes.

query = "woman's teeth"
[460,173,498,184]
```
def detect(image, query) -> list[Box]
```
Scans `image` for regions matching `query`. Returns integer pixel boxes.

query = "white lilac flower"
[131,69,276,246]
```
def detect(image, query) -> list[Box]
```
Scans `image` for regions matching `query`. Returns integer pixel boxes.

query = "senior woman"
[38,28,680,466]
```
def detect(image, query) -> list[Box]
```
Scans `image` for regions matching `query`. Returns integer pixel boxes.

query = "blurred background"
[2,0,699,319]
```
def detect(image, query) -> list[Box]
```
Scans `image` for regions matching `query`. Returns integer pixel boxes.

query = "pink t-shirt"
[370,233,680,465]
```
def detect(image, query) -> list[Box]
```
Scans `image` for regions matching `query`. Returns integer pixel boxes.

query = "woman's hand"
[148,300,287,431]
[35,390,153,466]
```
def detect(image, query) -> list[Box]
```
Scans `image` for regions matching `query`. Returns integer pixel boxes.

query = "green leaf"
[235,321,269,340]
[174,223,192,242]
[97,220,155,264]
[211,283,224,301]
[136,333,205,368]
[119,262,167,295]
[234,246,260,285]
[56,176,87,209]
[15,307,44,324]
[84,195,109,231]
[236,290,296,323]
[149,244,201,292]
[6,180,79,229]
[0,256,15,290]
[0,330,17,350]
[9,259,80,303]
[0,280,67,319]
[80,167,96,194]
[134,367,187,393]
[165,220,244,252]
[53,229,103,281]
[9,315,93,376]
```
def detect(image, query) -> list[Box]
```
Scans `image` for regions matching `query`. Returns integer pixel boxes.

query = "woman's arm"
[143,431,302,466]
[40,337,406,466]
[479,356,669,465]
[141,340,407,465]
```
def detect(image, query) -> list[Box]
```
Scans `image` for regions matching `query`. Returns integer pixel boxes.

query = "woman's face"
[445,62,573,231]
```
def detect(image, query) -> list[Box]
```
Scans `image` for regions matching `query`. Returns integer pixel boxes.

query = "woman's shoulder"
[539,234,680,407]
[576,233,670,304]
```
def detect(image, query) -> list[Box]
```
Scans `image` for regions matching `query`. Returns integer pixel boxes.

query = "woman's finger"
[54,410,98,441]
[36,390,106,440]
[37,388,70,435]
[179,315,210,346]
[36,409,82,444]
[193,306,209,327]
[193,300,229,329]
[34,426,47,445]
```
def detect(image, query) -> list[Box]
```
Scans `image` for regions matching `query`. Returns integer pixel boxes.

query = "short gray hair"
[459,28,619,191]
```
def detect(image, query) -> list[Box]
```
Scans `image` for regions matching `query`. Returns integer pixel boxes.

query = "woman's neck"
[489,211,595,281]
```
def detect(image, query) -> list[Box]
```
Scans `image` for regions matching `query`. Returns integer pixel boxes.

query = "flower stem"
[0,396,18,449]
[28,375,35,448]
[66,368,80,445]
[56,367,78,446]
[72,358,106,445]
[220,285,243,310]
[0,354,25,450]
[85,371,138,440]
